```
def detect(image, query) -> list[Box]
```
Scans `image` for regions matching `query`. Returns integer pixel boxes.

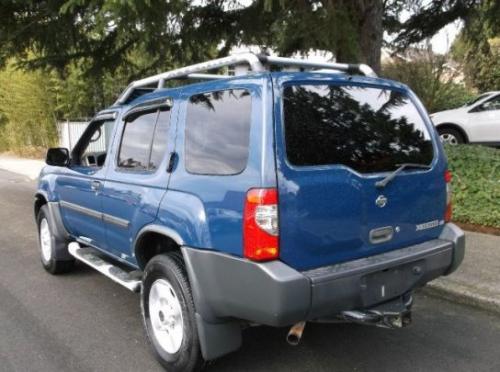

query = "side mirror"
[46,148,70,166]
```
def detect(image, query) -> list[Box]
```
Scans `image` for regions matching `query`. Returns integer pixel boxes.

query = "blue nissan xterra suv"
[35,53,465,371]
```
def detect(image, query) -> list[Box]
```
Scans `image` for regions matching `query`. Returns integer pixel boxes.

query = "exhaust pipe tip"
[286,321,306,346]
[286,333,301,346]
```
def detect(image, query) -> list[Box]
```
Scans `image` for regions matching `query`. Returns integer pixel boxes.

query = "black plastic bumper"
[182,223,464,359]
[303,237,454,319]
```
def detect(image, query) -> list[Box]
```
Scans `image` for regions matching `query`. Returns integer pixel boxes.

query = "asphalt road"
[0,168,499,372]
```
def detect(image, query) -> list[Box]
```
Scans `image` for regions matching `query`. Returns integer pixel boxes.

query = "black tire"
[37,205,75,274]
[437,127,465,145]
[141,252,204,372]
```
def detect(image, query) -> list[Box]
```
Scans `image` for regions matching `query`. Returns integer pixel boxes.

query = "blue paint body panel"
[36,71,449,271]
[272,73,447,270]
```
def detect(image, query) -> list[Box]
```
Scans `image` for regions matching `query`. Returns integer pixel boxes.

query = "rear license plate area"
[360,260,424,306]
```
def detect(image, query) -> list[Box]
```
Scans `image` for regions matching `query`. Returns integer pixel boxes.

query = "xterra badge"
[416,220,443,231]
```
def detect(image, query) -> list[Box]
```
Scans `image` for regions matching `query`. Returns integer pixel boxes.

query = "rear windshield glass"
[283,84,434,173]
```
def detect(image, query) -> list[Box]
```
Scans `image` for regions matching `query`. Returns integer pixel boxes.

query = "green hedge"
[445,145,500,228]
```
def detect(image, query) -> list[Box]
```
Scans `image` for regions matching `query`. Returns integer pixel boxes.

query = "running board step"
[68,242,142,292]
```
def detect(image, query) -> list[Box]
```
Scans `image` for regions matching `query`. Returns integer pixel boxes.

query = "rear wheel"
[141,253,204,372]
[438,127,464,145]
[37,205,75,274]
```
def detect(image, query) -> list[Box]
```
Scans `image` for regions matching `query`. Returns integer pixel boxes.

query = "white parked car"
[430,91,500,146]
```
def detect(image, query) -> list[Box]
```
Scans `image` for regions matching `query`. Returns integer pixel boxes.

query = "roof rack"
[115,52,377,104]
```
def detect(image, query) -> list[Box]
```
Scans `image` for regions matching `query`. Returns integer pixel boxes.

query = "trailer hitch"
[340,295,413,329]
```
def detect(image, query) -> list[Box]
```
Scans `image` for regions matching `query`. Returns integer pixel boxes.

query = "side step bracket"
[68,242,142,292]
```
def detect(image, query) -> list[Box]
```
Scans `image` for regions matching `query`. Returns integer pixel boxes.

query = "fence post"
[67,120,72,150]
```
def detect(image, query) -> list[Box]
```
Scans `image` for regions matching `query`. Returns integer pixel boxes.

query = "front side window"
[75,119,116,167]
[185,89,252,175]
[118,107,170,171]
[283,84,434,173]
[477,95,500,112]
[465,93,492,107]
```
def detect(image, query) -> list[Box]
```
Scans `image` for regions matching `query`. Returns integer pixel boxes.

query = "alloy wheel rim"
[40,218,52,262]
[440,133,458,145]
[149,279,184,354]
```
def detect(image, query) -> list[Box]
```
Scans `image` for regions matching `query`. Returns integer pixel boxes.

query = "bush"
[445,145,500,228]
[0,61,58,153]
[382,51,475,113]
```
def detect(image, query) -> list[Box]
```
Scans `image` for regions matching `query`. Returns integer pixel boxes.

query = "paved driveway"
[0,169,499,372]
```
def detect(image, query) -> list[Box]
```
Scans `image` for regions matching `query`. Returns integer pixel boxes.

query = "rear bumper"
[184,223,464,326]
[183,223,464,358]
[304,236,455,319]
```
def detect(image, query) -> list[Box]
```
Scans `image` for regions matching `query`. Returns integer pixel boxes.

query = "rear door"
[101,98,176,264]
[274,79,447,271]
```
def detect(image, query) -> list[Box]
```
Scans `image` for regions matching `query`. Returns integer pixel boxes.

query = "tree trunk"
[357,0,383,73]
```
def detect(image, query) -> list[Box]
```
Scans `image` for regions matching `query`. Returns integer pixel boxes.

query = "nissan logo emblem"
[376,195,388,208]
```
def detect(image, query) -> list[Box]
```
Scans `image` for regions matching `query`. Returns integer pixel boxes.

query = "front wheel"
[141,253,204,372]
[438,128,464,145]
[37,205,75,274]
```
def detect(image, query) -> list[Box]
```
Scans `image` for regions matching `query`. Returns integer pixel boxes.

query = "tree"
[451,0,500,91]
[0,1,192,74]
[0,0,493,121]
[388,0,481,49]
[0,0,487,77]
[0,61,59,153]
[253,1,384,72]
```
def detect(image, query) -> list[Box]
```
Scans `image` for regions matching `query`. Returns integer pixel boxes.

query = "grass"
[445,145,500,229]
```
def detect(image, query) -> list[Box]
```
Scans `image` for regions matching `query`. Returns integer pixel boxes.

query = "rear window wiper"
[375,163,432,188]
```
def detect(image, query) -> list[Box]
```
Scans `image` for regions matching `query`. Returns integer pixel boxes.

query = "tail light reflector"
[243,188,279,261]
[444,170,452,222]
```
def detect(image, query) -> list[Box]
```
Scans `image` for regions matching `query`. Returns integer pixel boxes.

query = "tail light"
[243,188,279,261]
[444,170,452,222]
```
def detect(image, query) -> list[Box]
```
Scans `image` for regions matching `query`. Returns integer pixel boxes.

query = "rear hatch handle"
[375,163,431,189]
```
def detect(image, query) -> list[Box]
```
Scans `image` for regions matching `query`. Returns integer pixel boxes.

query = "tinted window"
[149,108,171,169]
[479,95,500,111]
[185,89,252,175]
[283,85,433,173]
[118,110,158,170]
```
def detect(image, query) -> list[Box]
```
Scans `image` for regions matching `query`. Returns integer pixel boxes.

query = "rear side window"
[185,89,252,175]
[283,85,434,173]
[118,107,170,170]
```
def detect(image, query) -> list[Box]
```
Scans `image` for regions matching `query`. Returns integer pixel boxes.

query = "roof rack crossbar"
[116,52,377,104]
[116,53,264,104]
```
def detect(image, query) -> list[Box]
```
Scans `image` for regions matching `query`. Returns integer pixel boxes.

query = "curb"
[422,281,500,316]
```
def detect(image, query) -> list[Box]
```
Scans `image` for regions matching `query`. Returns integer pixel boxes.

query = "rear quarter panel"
[160,75,275,254]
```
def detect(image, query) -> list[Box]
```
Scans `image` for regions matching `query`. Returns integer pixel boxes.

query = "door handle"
[167,152,178,173]
[90,180,102,191]
[369,226,394,244]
